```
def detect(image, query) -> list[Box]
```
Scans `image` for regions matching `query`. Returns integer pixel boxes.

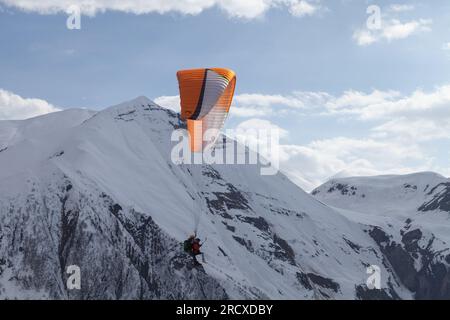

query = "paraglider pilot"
[184,234,205,265]
[192,238,205,265]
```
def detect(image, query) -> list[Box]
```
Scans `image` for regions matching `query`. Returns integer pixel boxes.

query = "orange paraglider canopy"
[177,68,236,152]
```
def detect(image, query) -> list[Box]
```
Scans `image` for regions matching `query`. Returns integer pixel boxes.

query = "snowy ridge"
[313,173,450,299]
[0,96,447,299]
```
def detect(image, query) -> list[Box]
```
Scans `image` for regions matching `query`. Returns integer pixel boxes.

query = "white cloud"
[275,134,429,191]
[233,93,304,117]
[0,89,60,120]
[0,0,322,19]
[388,4,415,12]
[353,29,377,46]
[156,84,450,190]
[353,3,431,46]
[229,84,450,190]
[443,42,450,51]
[232,91,330,117]
[324,85,450,121]
[325,89,401,115]
[235,118,288,138]
[305,137,424,163]
[353,19,432,46]
[156,84,450,124]
[230,116,433,191]
[372,118,450,142]
[287,137,431,191]
[233,105,273,117]
[383,19,432,41]
[235,93,305,109]
[288,0,318,17]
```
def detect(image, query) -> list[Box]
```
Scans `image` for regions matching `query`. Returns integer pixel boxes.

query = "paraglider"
[177,68,235,265]
[177,68,236,153]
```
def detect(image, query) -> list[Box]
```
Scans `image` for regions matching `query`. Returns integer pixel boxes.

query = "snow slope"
[0,96,433,299]
[313,173,450,299]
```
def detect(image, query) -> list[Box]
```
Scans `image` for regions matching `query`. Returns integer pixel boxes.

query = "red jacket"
[192,242,201,254]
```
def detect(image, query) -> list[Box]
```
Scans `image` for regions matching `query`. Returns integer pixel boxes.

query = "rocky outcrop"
[369,226,450,299]
[0,175,227,299]
[419,183,450,212]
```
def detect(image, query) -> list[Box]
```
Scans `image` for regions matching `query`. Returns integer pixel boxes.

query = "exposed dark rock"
[369,226,450,299]
[326,183,357,196]
[269,207,299,216]
[355,285,394,300]
[344,238,361,253]
[419,183,450,212]
[49,151,64,159]
[202,167,222,180]
[222,221,235,232]
[307,273,340,292]
[370,227,418,291]
[2,182,228,299]
[369,227,390,244]
[218,246,228,257]
[58,193,80,287]
[237,216,270,233]
[415,262,450,300]
[232,236,254,253]
[206,183,250,219]
[109,203,123,216]
[116,110,136,120]
[402,229,422,252]
[296,272,312,290]
[272,234,295,265]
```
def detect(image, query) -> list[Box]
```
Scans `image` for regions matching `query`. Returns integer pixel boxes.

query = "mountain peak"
[323,171,447,188]
[103,96,158,112]
[2,95,449,300]
[129,95,155,105]
[312,170,450,218]
[86,95,181,128]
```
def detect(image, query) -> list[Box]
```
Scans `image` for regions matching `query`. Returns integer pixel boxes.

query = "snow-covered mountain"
[312,173,450,299]
[0,96,446,299]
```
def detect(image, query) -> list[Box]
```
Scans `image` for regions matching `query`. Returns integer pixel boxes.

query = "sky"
[1,0,450,190]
